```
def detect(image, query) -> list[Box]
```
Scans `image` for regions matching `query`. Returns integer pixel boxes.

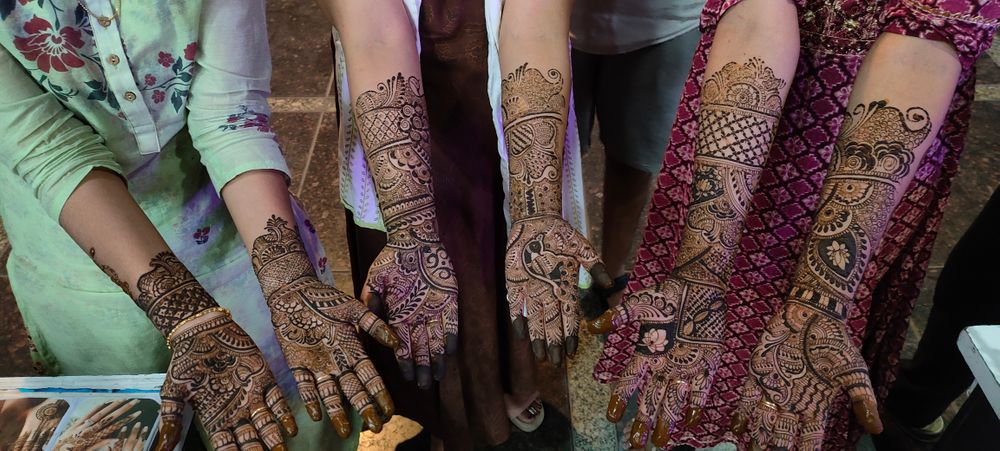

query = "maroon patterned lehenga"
[593,0,1000,448]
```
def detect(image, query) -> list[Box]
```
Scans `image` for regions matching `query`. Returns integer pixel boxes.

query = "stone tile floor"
[1,3,999,449]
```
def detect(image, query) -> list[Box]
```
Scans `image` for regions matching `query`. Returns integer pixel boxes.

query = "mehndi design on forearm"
[354,74,459,386]
[792,101,930,317]
[252,215,394,434]
[595,59,786,447]
[134,252,219,336]
[501,62,606,365]
[88,248,131,295]
[501,63,566,219]
[354,73,439,246]
[673,57,784,342]
[734,102,930,448]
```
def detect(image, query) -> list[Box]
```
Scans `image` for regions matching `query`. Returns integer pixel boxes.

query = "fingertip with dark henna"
[432,356,446,381]
[374,390,395,418]
[279,415,298,437]
[304,402,323,422]
[445,333,459,355]
[548,344,562,366]
[416,365,432,390]
[512,317,527,339]
[684,407,703,428]
[398,359,415,381]
[606,395,626,422]
[587,310,614,334]
[627,420,649,449]
[360,407,383,434]
[651,417,671,448]
[853,400,883,434]
[330,412,352,439]
[531,339,546,361]
[565,336,578,357]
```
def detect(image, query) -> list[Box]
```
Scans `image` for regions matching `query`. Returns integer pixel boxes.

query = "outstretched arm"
[732,31,961,450]
[499,0,613,367]
[586,0,800,447]
[321,0,459,391]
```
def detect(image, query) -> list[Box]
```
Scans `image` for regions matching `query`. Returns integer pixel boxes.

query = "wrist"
[165,307,231,350]
[251,215,318,300]
[384,203,441,247]
[787,286,850,321]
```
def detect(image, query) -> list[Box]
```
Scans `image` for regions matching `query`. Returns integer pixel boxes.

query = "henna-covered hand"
[122,253,297,451]
[506,215,607,365]
[158,313,294,451]
[501,63,611,366]
[252,216,398,436]
[53,399,142,451]
[732,101,932,449]
[353,74,460,389]
[732,302,876,450]
[10,399,68,451]
[589,280,723,448]
[588,58,785,448]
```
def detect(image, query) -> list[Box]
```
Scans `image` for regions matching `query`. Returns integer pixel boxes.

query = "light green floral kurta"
[0,0,355,448]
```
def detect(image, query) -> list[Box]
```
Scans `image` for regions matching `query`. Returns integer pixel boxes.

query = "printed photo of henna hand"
[52,399,154,451]
[2,398,69,451]
[352,73,460,390]
[252,215,399,436]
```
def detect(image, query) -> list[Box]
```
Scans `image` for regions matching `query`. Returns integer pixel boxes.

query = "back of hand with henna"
[731,102,931,449]
[353,74,459,390]
[588,59,785,448]
[252,215,399,436]
[502,63,610,367]
[87,249,296,451]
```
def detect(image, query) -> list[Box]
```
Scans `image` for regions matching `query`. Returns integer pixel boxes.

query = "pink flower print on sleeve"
[183,42,198,61]
[145,74,157,86]
[218,105,273,133]
[193,227,211,245]
[152,90,165,103]
[13,16,86,73]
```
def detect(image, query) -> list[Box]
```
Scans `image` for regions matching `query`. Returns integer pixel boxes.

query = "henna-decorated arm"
[57,170,295,451]
[585,0,800,446]
[498,0,613,367]
[731,32,962,450]
[221,170,399,436]
[322,0,460,391]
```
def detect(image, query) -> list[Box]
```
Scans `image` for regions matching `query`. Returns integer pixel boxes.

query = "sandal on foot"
[507,396,545,433]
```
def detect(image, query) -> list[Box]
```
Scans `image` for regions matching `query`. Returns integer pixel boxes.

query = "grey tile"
[271,113,321,190]
[266,1,334,97]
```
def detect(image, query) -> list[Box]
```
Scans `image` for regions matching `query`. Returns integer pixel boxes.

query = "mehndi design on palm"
[589,59,784,448]
[502,63,610,366]
[353,74,459,389]
[732,101,932,449]
[252,215,398,436]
